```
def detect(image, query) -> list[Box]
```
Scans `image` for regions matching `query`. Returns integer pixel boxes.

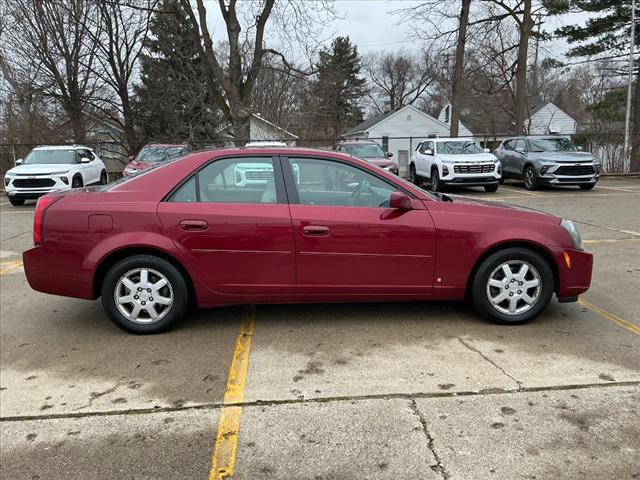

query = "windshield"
[341,144,386,158]
[528,138,578,152]
[136,146,186,163]
[23,149,77,165]
[437,141,484,155]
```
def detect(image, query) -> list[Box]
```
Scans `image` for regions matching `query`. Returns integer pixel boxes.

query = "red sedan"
[23,147,593,333]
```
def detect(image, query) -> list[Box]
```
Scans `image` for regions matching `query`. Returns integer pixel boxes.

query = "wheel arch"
[465,240,559,299]
[92,246,196,307]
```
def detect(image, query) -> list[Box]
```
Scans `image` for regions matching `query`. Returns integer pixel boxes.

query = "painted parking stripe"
[0,260,23,276]
[579,299,640,336]
[583,238,640,245]
[209,306,256,480]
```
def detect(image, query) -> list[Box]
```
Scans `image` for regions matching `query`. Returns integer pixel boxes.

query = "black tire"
[8,197,25,206]
[579,184,595,191]
[71,175,83,188]
[430,167,442,192]
[484,185,499,193]
[101,255,189,334]
[100,170,108,185]
[409,164,420,185]
[523,166,539,191]
[470,247,554,325]
[499,177,505,185]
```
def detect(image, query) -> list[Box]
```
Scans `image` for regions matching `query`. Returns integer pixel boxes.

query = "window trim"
[280,154,415,207]
[163,154,287,204]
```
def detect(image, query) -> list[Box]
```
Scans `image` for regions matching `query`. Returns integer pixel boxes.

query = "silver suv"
[494,136,600,191]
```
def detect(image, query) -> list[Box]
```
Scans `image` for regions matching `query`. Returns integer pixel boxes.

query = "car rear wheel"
[579,184,595,191]
[100,170,108,185]
[471,247,554,325]
[101,255,189,333]
[484,185,499,193]
[523,166,539,191]
[8,197,25,206]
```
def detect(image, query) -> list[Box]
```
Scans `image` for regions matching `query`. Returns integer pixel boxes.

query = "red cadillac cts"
[23,147,593,333]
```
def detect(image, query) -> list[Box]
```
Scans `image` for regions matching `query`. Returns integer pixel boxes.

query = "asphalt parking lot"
[1,176,639,480]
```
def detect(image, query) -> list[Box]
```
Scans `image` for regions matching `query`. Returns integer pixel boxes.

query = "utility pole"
[623,0,636,158]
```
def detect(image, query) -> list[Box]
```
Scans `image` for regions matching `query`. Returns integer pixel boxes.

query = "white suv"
[4,145,108,206]
[410,138,501,192]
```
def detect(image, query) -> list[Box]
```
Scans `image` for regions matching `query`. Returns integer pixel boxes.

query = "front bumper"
[440,162,501,186]
[5,176,71,199]
[554,247,593,299]
[538,163,600,186]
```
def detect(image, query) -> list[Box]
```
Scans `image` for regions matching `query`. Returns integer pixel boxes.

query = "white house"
[437,96,577,148]
[343,105,451,177]
[217,113,298,146]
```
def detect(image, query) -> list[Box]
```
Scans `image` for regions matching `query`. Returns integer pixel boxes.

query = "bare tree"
[179,0,333,145]
[364,49,437,113]
[88,0,157,149]
[6,0,100,143]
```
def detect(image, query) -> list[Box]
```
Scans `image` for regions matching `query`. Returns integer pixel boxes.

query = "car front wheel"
[523,166,539,191]
[430,168,441,192]
[101,255,189,333]
[471,247,554,324]
[8,197,25,206]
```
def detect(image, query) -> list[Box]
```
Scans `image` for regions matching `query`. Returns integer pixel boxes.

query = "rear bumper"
[555,248,593,298]
[23,247,94,299]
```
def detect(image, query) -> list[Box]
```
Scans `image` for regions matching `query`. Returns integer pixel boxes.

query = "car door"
[282,155,436,299]
[498,140,515,177]
[157,155,296,301]
[80,149,100,184]
[512,139,528,178]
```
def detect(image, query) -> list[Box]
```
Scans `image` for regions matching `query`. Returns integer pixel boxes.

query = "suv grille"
[245,171,272,180]
[555,165,595,176]
[13,178,55,188]
[453,164,494,174]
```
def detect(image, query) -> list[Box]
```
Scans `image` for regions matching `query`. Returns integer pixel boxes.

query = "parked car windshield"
[23,149,77,165]
[437,141,484,155]
[340,144,386,158]
[136,146,187,163]
[528,138,578,152]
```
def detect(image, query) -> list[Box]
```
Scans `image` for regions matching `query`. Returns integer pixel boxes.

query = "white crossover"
[4,145,108,206]
[409,138,502,192]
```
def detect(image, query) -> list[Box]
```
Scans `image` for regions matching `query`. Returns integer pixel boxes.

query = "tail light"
[33,195,63,245]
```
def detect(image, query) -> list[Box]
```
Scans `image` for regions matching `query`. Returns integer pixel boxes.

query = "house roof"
[216,113,298,139]
[344,105,450,136]
[454,95,553,136]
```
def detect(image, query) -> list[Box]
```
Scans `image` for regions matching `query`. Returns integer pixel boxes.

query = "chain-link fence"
[1,133,637,181]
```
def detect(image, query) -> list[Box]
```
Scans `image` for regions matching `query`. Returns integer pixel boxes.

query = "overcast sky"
[202,0,592,63]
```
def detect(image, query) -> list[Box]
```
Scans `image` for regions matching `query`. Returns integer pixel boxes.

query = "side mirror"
[389,191,412,210]
[80,156,91,163]
[15,158,23,165]
[386,151,393,158]
[483,148,490,153]
[128,155,135,161]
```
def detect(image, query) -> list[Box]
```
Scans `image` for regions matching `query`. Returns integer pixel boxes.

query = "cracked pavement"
[1,177,640,479]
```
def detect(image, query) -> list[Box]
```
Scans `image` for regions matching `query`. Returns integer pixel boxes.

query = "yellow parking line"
[578,299,640,336]
[0,260,23,276]
[209,307,256,480]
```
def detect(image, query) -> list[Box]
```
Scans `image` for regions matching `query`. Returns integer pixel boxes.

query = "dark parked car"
[335,140,399,175]
[24,147,592,333]
[494,136,600,191]
[123,143,191,176]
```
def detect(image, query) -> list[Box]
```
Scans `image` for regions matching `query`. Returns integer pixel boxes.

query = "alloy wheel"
[486,260,541,315]
[114,268,174,324]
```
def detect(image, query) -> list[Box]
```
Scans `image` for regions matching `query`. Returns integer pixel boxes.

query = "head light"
[560,219,583,251]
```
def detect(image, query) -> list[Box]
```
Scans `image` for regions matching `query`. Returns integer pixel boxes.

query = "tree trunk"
[69,108,86,143]
[450,0,471,138]
[630,71,640,172]
[232,105,252,146]
[514,0,533,135]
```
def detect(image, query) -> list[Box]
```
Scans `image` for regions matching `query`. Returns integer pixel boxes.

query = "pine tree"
[311,36,367,141]
[551,0,639,171]
[134,0,221,146]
